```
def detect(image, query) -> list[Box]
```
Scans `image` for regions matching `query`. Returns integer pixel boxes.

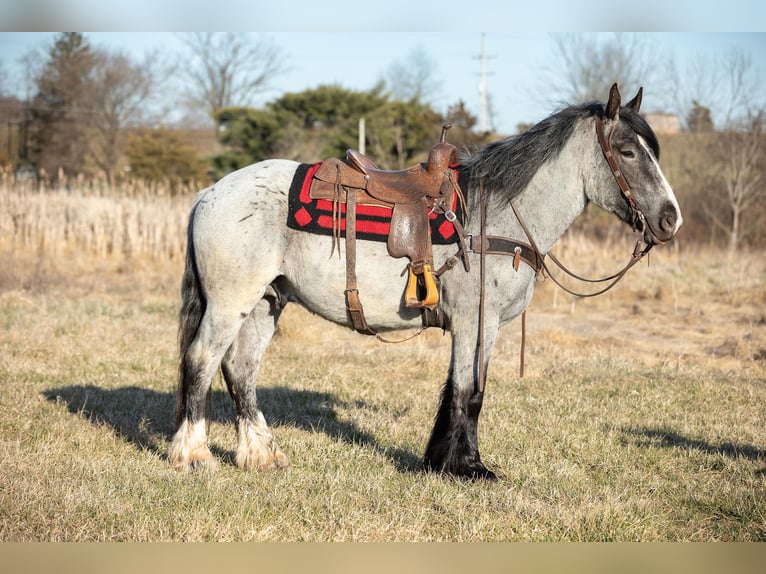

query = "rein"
[512,201,653,299]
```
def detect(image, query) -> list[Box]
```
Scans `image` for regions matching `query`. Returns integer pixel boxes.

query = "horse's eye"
[620,149,636,159]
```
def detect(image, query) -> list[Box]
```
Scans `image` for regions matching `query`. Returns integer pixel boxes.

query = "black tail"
[176,203,206,428]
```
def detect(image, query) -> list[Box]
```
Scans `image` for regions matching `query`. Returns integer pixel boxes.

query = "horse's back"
[190,159,299,304]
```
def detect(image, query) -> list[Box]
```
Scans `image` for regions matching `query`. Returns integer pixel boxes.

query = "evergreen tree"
[30,32,94,182]
[211,85,474,175]
[687,100,714,132]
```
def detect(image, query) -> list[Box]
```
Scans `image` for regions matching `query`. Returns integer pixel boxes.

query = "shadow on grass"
[42,384,423,473]
[616,425,766,475]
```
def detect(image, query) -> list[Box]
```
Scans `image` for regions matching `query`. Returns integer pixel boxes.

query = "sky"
[1,2,765,134]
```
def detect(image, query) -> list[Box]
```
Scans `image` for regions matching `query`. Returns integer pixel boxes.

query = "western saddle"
[309,124,465,335]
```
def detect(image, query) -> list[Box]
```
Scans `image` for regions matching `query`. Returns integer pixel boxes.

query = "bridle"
[536,114,655,298]
[594,114,647,234]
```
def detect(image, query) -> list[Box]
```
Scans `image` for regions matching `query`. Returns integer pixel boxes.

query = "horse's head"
[590,83,682,246]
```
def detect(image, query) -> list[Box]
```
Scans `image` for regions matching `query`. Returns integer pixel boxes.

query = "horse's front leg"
[423,320,499,480]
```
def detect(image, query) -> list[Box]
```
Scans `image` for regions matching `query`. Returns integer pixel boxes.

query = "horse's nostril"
[660,204,677,233]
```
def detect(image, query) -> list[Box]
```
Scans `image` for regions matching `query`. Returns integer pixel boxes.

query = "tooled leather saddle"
[309,124,464,335]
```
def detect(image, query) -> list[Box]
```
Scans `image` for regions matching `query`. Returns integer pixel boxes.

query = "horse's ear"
[606,83,621,120]
[625,87,643,113]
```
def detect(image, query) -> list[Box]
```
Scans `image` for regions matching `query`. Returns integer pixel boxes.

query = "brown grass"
[0,182,764,541]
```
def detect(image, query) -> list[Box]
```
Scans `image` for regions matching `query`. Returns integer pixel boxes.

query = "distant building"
[644,112,681,135]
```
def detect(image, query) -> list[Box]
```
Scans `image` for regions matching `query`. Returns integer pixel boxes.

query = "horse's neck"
[511,125,591,254]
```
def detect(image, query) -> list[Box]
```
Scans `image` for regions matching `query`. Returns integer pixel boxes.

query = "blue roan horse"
[169,84,682,479]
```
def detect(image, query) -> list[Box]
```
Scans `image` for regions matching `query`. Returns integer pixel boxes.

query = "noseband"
[594,115,647,234]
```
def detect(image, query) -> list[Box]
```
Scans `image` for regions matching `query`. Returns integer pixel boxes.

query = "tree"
[29,32,94,181]
[668,47,765,250]
[211,106,284,178]
[670,48,763,131]
[542,33,666,106]
[0,95,23,165]
[87,50,159,185]
[686,100,714,133]
[706,111,765,252]
[178,33,286,130]
[28,33,161,185]
[124,128,208,193]
[444,100,492,151]
[270,84,390,160]
[382,45,443,104]
[212,84,456,175]
[365,98,443,169]
[212,84,393,173]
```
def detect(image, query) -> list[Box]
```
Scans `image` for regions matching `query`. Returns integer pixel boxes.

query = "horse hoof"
[465,465,498,481]
[235,442,291,471]
[188,457,218,473]
[169,451,219,473]
[423,458,498,481]
[169,419,217,472]
[273,449,291,469]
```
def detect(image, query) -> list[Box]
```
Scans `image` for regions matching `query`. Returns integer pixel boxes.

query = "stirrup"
[404,264,439,309]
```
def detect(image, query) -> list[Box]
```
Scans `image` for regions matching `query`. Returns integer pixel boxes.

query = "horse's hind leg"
[222,292,290,471]
[169,305,247,472]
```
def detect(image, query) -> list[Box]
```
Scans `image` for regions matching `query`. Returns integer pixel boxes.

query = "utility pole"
[358,117,365,155]
[476,33,494,134]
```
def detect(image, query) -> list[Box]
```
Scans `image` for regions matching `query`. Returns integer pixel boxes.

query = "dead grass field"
[0,183,764,541]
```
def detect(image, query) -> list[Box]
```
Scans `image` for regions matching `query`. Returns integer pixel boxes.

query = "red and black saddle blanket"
[287,162,467,244]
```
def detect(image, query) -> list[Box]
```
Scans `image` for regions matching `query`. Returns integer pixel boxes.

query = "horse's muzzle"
[645,201,682,245]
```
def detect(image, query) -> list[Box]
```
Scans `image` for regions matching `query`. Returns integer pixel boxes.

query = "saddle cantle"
[309,124,463,334]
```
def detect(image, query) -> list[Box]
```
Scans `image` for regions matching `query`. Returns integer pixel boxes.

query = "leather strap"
[343,187,430,343]
[477,181,487,395]
[468,235,542,273]
[343,188,376,335]
[595,116,637,210]
[594,115,647,233]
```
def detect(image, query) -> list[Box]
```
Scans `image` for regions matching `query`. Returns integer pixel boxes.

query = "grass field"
[0,183,764,541]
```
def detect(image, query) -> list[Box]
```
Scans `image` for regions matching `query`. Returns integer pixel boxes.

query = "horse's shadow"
[42,384,423,473]
[615,425,766,475]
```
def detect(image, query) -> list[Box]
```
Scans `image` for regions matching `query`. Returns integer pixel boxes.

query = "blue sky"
[3,31,765,134]
[1,2,765,133]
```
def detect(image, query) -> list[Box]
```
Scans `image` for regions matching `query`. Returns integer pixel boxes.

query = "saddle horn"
[440,124,453,143]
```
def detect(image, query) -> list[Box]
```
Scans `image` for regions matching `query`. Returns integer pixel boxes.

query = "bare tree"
[669,48,763,131]
[87,49,159,185]
[705,110,765,252]
[178,32,286,128]
[382,45,443,103]
[672,48,765,251]
[542,33,667,106]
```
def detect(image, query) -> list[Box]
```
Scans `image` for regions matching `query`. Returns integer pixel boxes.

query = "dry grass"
[0,175,189,265]
[0,182,764,541]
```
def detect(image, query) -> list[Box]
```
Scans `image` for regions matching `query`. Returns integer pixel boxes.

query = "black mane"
[459,101,660,210]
